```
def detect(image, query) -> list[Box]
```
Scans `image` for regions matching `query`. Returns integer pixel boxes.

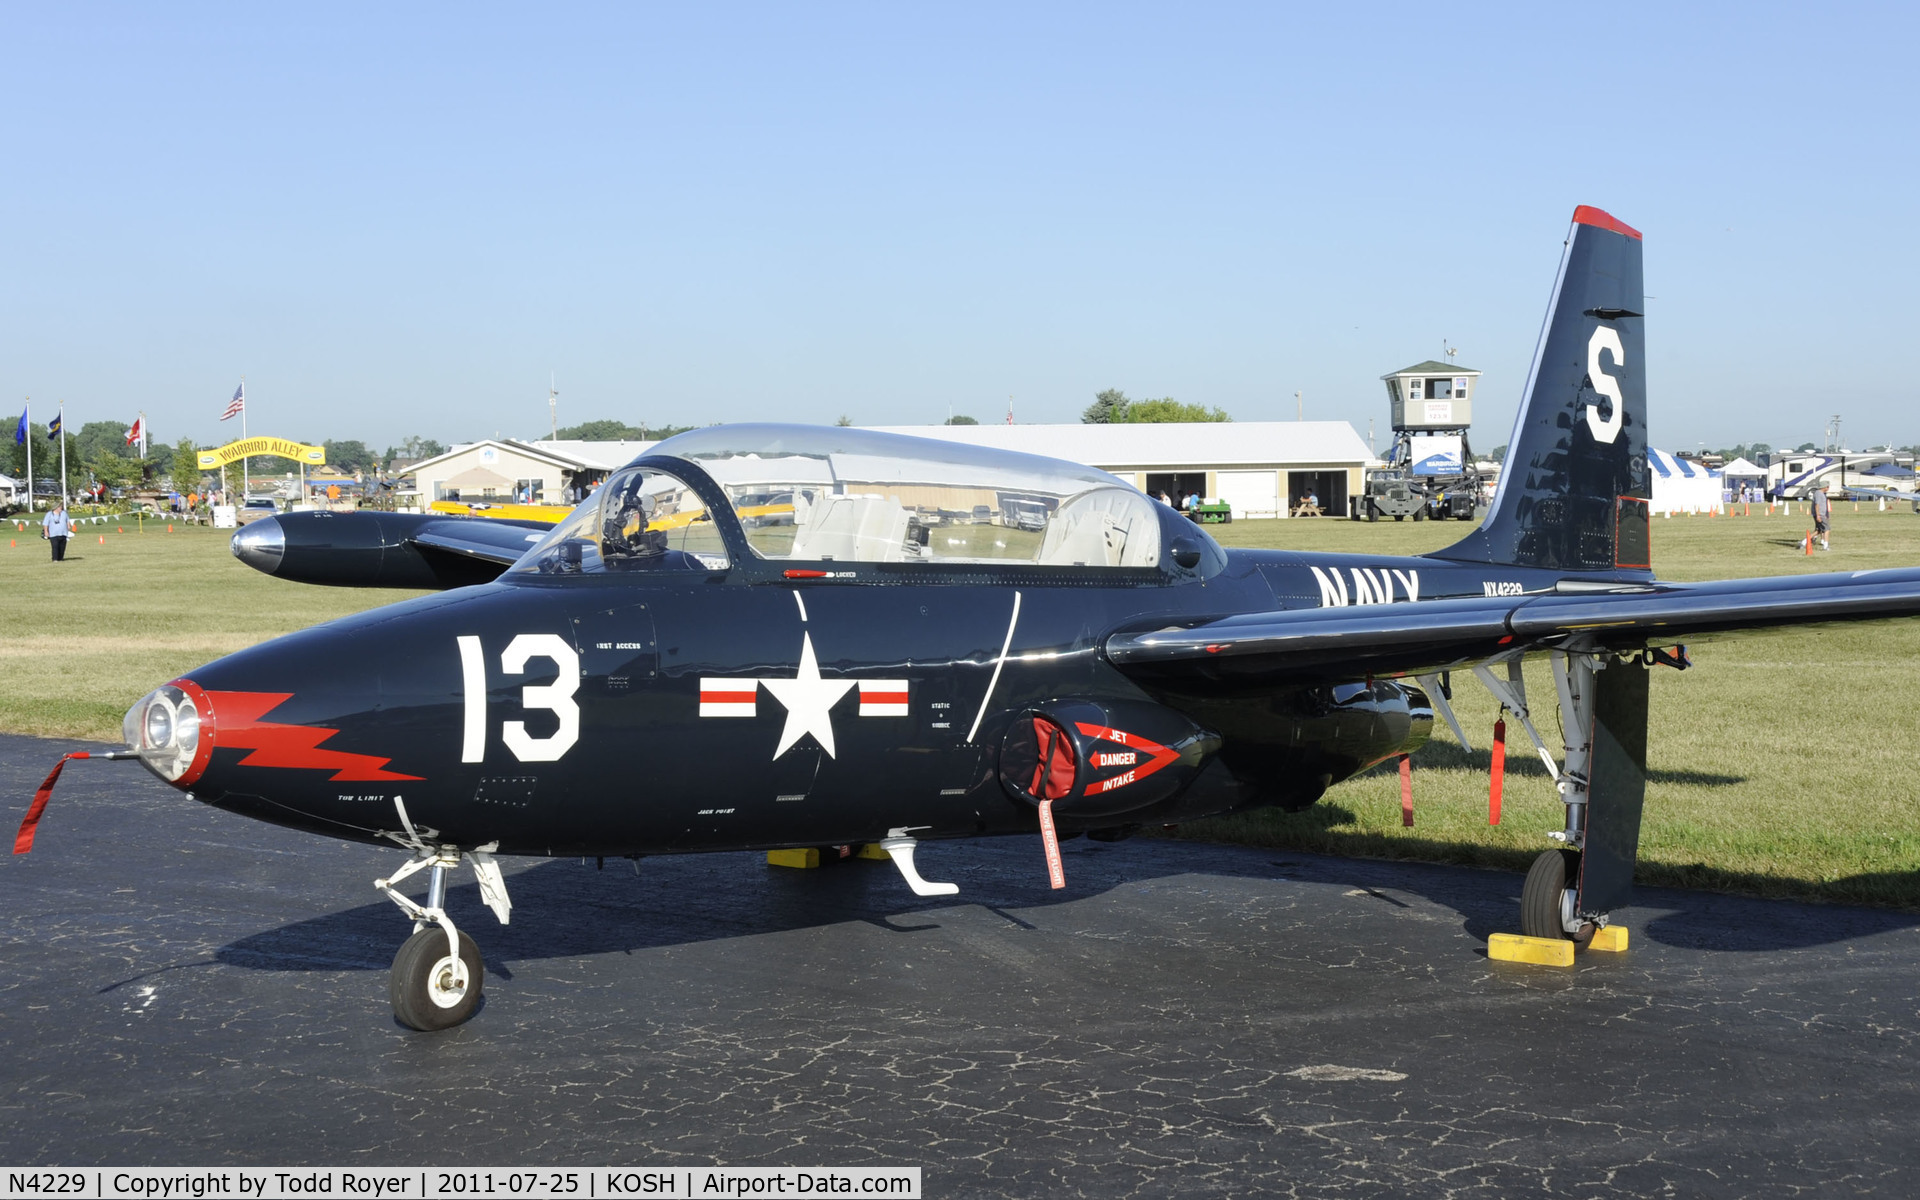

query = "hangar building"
[867,422,1373,519]
[404,438,658,506]
[403,423,1375,521]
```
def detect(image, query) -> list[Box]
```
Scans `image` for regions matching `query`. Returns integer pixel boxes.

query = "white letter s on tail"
[1586,326,1625,444]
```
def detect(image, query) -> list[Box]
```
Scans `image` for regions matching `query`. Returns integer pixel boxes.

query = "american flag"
[222,382,245,421]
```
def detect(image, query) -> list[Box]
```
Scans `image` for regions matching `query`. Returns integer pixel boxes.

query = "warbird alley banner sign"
[198,438,327,469]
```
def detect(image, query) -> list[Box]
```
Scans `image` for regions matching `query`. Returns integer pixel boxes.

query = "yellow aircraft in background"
[431,497,796,528]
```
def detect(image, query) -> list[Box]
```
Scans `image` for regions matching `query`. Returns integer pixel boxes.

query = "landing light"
[125,682,205,783]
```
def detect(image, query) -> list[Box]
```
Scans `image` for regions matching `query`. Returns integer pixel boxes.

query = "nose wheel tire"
[390,927,484,1031]
[1520,848,1596,948]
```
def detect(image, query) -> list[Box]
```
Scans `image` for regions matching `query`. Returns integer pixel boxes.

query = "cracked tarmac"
[4,733,1919,1197]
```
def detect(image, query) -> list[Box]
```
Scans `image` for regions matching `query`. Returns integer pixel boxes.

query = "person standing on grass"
[41,500,71,562]
[1811,482,1832,551]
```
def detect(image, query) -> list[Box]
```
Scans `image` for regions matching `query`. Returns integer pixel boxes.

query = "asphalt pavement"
[3,732,1918,1198]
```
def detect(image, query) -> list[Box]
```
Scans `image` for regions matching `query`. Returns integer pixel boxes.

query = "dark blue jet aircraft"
[26,206,1920,1030]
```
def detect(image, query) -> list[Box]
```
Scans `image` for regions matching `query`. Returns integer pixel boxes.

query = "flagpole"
[241,376,249,499]
[23,398,32,512]
[58,401,67,506]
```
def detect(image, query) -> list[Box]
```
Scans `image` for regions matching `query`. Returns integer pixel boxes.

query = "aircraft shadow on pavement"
[211,837,1919,977]
[215,849,1187,978]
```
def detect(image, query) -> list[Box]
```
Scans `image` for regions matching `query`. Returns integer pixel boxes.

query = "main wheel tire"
[1367,501,1379,523]
[1520,848,1581,941]
[391,927,484,1031]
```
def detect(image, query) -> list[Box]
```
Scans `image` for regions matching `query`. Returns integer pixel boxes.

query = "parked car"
[236,498,280,526]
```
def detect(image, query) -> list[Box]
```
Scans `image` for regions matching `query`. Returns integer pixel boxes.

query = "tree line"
[939,390,1233,426]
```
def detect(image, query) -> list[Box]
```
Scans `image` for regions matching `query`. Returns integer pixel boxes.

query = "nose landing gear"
[390,924,484,1031]
[375,799,512,1031]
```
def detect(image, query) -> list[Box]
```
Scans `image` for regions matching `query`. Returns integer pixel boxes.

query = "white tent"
[1649,448,1722,514]
[1719,456,1766,500]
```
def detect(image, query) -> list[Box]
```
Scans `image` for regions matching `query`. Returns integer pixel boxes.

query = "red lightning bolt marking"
[205,691,423,782]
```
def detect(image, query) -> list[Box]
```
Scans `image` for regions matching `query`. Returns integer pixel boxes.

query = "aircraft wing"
[1837,486,1920,509]
[1106,568,1920,683]
[409,517,552,565]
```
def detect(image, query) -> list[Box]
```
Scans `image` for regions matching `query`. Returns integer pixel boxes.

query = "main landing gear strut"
[375,799,512,1031]
[1472,647,1655,949]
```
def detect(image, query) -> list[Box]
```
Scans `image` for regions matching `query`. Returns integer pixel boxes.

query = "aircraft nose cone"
[231,518,285,574]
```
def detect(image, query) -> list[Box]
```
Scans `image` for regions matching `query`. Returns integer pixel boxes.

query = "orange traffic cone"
[1804,531,1813,556]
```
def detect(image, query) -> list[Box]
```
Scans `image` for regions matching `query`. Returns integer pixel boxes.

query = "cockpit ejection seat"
[1038,487,1161,568]
[788,494,913,562]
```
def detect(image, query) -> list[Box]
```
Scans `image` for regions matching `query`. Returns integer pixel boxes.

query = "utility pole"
[1295,390,1302,421]
[548,374,559,439]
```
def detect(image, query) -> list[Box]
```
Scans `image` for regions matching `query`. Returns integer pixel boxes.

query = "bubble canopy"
[515,423,1187,575]
[651,424,1126,497]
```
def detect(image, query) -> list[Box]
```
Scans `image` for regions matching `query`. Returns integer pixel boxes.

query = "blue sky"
[3,2,1915,455]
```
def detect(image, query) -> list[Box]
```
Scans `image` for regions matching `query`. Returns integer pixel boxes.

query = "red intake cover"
[998,699,1220,821]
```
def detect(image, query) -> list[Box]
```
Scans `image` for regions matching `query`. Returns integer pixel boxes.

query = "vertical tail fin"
[1433,207,1649,573]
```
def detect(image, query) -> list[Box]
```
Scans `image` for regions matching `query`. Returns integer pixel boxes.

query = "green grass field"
[0,517,432,740]
[5,501,1918,907]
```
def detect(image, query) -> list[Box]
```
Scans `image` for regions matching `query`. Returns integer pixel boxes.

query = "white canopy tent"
[1649,448,1722,514]
[1719,456,1766,500]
